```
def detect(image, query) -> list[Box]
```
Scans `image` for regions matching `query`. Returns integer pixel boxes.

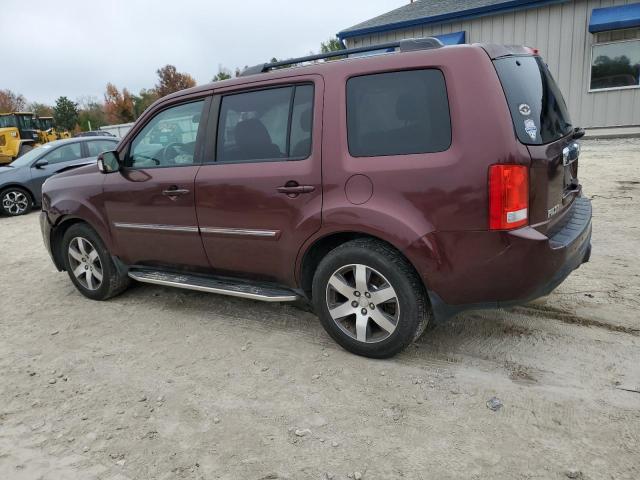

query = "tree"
[53,96,79,131]
[77,96,107,131]
[155,65,196,97]
[29,102,54,117]
[212,66,232,82]
[0,89,27,112]
[104,83,135,124]
[132,88,159,118]
[320,38,345,61]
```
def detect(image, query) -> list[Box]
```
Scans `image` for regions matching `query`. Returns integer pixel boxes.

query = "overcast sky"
[5,0,407,106]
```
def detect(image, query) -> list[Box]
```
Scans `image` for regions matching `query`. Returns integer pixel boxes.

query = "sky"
[5,0,408,106]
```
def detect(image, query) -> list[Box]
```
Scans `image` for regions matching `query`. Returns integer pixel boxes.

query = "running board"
[128,268,299,302]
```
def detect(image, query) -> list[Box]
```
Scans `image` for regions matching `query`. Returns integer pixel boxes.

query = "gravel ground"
[1,139,639,480]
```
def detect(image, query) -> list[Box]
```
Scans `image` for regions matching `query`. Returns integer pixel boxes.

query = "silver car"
[0,137,119,216]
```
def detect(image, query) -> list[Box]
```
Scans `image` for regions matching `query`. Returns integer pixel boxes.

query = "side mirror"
[34,159,49,169]
[97,150,121,173]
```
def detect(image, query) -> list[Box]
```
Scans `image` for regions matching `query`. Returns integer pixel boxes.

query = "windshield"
[16,114,36,131]
[8,145,46,167]
[493,56,573,145]
[0,115,17,129]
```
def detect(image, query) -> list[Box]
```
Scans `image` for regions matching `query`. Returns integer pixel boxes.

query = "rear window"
[346,69,451,157]
[493,56,573,145]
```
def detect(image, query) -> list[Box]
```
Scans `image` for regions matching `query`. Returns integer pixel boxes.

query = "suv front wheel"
[61,223,130,300]
[312,239,430,358]
[1,187,32,216]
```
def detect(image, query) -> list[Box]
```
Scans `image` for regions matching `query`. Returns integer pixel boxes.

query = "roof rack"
[240,37,444,77]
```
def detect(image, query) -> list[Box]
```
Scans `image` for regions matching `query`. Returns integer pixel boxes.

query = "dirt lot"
[1,139,639,480]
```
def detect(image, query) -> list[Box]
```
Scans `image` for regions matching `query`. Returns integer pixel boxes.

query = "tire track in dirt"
[512,304,640,336]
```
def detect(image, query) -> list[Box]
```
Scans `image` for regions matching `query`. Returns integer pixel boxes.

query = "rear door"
[493,55,579,233]
[102,99,210,268]
[194,76,323,285]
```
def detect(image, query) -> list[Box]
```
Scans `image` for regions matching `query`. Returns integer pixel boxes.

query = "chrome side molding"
[113,223,199,233]
[114,222,279,238]
[200,227,279,238]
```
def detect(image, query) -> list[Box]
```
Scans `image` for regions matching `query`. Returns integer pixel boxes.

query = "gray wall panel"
[344,0,640,128]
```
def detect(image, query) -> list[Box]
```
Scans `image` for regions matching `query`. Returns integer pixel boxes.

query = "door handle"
[277,182,316,196]
[162,187,190,197]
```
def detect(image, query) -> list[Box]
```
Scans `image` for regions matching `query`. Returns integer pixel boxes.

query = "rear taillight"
[488,164,529,230]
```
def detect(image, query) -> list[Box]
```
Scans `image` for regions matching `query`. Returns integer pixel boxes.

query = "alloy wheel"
[68,237,103,291]
[325,263,399,343]
[2,190,29,215]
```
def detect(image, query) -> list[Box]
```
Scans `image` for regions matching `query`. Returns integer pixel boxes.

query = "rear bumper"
[408,197,592,322]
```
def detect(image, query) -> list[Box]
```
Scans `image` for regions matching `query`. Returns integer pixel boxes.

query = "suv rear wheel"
[312,239,430,358]
[61,223,130,300]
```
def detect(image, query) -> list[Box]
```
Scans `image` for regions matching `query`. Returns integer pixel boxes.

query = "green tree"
[76,97,107,131]
[53,96,79,131]
[212,65,232,82]
[320,38,345,61]
[132,88,159,118]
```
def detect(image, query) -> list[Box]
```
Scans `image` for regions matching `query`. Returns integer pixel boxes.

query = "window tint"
[590,40,640,90]
[289,85,314,158]
[217,84,313,163]
[87,139,118,157]
[494,56,573,145]
[43,143,82,164]
[128,100,204,168]
[346,69,451,157]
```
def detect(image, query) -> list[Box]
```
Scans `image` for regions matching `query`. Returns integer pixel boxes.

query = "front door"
[103,99,210,268]
[28,141,94,196]
[195,77,323,285]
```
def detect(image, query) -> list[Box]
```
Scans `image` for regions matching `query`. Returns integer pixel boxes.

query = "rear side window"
[87,140,117,157]
[217,84,313,163]
[42,143,82,164]
[493,56,573,145]
[346,69,451,157]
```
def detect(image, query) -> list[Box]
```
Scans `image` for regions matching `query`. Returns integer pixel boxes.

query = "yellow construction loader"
[33,116,71,143]
[0,112,40,165]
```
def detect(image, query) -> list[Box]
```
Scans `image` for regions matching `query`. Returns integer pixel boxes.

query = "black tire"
[0,187,33,216]
[17,144,33,157]
[61,223,130,300]
[312,238,431,358]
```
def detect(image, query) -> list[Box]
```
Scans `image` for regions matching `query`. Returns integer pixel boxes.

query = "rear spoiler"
[478,44,539,59]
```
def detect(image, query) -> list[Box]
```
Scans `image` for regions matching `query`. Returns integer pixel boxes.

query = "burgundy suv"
[40,39,592,358]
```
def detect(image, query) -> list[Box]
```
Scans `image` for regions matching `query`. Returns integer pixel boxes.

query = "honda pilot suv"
[40,39,592,358]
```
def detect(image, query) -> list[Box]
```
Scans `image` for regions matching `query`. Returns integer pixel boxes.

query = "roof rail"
[240,37,444,77]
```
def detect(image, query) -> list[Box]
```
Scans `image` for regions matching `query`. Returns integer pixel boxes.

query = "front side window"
[216,84,314,163]
[128,100,204,168]
[590,39,640,90]
[87,139,118,157]
[43,143,82,164]
[346,69,451,157]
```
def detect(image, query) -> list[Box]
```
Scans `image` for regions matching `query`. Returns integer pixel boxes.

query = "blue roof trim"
[338,0,568,40]
[435,31,466,45]
[589,3,640,33]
